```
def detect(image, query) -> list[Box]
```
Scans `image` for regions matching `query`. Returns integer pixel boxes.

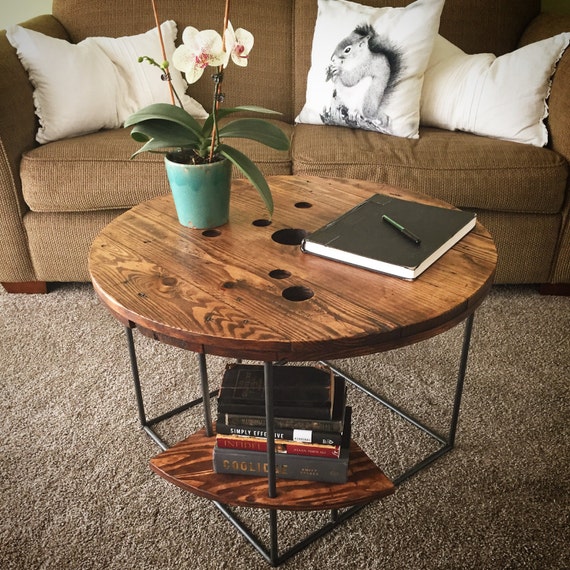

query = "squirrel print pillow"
[323,23,402,131]
[296,0,445,139]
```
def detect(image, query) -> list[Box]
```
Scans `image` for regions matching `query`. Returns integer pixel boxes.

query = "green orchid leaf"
[130,130,151,143]
[128,120,201,157]
[201,107,239,135]
[201,115,216,137]
[130,120,200,144]
[130,137,191,156]
[219,118,290,150]
[207,106,283,129]
[217,105,283,118]
[130,139,174,156]
[202,106,281,131]
[124,103,203,137]
[218,143,274,216]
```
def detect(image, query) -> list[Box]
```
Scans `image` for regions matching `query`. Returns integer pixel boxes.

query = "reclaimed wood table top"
[89,175,497,362]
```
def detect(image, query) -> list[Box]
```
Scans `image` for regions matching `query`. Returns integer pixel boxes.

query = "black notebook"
[301,194,477,279]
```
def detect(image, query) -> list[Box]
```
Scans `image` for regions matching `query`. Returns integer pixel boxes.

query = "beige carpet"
[0,283,568,569]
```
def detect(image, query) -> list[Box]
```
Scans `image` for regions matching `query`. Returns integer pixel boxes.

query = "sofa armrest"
[519,13,570,165]
[521,13,570,285]
[0,15,68,282]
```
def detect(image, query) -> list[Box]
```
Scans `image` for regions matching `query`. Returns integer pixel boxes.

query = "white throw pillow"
[420,33,570,146]
[90,21,208,122]
[296,0,445,139]
[7,22,207,144]
[7,25,123,143]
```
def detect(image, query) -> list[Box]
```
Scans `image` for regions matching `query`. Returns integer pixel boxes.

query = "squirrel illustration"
[324,24,401,127]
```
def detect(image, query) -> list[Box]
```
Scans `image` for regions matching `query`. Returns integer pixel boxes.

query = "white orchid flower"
[172,27,226,83]
[223,21,254,67]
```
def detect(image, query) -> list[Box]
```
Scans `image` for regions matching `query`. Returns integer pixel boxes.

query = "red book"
[215,434,341,458]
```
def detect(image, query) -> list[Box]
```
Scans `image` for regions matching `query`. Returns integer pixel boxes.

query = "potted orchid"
[124,1,290,229]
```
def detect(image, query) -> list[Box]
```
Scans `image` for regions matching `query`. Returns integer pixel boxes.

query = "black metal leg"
[269,509,279,565]
[264,361,277,498]
[448,312,474,446]
[199,353,213,437]
[125,326,169,449]
[212,500,370,567]
[126,326,147,427]
[321,312,477,487]
[124,326,217,449]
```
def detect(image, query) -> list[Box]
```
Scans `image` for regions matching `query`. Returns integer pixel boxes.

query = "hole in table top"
[202,229,221,237]
[282,286,314,302]
[252,218,272,227]
[269,269,292,279]
[271,228,308,246]
[294,201,313,209]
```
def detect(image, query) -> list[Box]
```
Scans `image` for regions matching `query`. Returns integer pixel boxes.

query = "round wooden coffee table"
[89,175,497,566]
[90,175,495,358]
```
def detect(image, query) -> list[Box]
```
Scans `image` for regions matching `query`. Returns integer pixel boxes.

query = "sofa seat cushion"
[292,125,568,213]
[20,123,293,213]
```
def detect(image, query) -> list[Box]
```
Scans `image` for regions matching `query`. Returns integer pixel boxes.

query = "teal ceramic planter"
[164,153,232,229]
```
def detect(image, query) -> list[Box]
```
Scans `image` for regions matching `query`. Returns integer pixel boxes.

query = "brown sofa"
[1,0,569,293]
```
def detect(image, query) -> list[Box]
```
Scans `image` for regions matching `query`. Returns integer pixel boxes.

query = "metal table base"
[123,313,475,566]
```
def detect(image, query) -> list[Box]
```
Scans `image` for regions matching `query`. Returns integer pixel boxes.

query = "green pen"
[382,214,421,245]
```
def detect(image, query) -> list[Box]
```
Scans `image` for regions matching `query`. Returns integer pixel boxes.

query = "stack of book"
[212,363,351,483]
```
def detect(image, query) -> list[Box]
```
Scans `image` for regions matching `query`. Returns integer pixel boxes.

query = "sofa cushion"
[292,125,568,213]
[420,33,570,147]
[20,124,293,213]
[296,0,444,139]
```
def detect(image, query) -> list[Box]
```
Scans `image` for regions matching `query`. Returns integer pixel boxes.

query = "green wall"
[0,1,52,29]
[542,0,570,14]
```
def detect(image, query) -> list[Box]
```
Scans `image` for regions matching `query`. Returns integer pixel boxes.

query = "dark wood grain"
[89,175,497,361]
[150,427,395,511]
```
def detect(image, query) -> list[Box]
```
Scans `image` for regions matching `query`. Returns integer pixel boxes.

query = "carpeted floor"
[0,283,568,569]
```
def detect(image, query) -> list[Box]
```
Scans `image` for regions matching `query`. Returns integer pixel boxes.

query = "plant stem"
[151,0,175,105]
[223,0,231,36]
[209,0,231,162]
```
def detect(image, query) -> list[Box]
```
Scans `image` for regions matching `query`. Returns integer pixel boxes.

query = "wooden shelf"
[150,428,395,511]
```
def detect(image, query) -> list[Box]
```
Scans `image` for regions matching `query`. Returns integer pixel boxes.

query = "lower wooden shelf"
[150,427,395,511]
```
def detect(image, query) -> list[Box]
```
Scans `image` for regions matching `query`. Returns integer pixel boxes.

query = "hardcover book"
[217,376,347,433]
[215,434,342,458]
[212,445,350,483]
[214,422,344,445]
[217,364,338,420]
[213,408,352,483]
[301,194,477,279]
